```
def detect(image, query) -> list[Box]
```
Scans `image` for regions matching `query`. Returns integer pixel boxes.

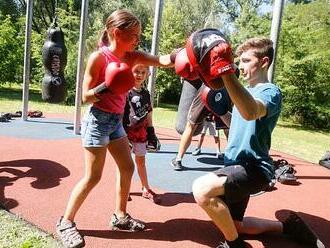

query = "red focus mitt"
[201,86,232,117]
[185,29,236,90]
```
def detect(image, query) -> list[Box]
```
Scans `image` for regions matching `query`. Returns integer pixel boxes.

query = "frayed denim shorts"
[81,106,126,147]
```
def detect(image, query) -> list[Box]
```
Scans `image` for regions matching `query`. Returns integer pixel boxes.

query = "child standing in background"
[192,111,222,159]
[123,64,161,204]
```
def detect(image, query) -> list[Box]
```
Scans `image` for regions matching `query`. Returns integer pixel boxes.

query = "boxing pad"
[201,86,232,117]
[185,28,236,90]
[176,80,204,136]
[174,48,199,81]
[42,20,67,103]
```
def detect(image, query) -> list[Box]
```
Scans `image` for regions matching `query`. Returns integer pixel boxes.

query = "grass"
[0,208,63,248]
[0,84,329,247]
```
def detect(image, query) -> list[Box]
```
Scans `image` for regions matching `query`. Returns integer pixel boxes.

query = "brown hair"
[236,38,274,67]
[98,10,141,47]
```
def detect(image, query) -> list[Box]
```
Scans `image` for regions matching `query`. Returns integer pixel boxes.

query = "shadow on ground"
[0,159,70,210]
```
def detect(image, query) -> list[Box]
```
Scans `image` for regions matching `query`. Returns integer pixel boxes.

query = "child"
[56,10,172,248]
[190,32,323,248]
[123,64,161,204]
[191,111,222,158]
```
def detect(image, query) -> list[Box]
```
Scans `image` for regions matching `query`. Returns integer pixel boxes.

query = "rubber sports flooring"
[1,115,329,248]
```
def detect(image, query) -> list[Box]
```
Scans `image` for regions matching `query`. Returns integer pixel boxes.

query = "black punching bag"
[42,20,67,103]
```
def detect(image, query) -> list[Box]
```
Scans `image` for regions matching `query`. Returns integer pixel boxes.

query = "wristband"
[93,82,109,98]
[170,48,183,63]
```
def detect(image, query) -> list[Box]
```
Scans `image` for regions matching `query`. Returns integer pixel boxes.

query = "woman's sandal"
[56,217,85,248]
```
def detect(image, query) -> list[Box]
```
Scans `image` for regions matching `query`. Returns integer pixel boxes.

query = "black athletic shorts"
[214,163,271,221]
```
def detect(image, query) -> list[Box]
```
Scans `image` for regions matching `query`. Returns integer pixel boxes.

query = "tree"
[276,0,330,128]
[0,15,24,84]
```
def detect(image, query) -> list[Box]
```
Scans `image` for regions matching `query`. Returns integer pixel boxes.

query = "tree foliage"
[0,15,24,84]
[0,0,329,128]
[276,0,330,128]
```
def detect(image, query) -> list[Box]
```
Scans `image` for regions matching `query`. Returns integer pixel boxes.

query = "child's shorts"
[131,142,147,156]
[201,121,218,136]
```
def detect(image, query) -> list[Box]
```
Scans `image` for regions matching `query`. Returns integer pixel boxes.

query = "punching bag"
[42,19,67,103]
[175,79,204,136]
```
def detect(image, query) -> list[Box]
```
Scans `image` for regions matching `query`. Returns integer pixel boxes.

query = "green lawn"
[0,208,63,248]
[0,84,329,247]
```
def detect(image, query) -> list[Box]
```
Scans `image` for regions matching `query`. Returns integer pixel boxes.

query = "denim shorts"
[81,106,126,147]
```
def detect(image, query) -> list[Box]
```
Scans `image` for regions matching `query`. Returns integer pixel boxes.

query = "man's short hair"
[236,38,274,67]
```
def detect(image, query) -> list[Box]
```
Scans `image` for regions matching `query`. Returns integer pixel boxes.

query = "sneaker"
[282,211,325,248]
[192,148,201,156]
[110,213,145,232]
[56,217,85,248]
[171,158,183,171]
[275,165,297,184]
[142,189,161,204]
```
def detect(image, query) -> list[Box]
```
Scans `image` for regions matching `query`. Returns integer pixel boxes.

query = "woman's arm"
[82,51,106,104]
[132,50,173,68]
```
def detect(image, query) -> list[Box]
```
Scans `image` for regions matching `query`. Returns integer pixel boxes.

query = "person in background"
[192,112,221,158]
[123,64,161,204]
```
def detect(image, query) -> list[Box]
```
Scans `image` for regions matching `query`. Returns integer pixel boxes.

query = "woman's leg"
[63,147,107,221]
[108,137,134,218]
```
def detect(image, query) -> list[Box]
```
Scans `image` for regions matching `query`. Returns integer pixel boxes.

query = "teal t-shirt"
[224,82,282,179]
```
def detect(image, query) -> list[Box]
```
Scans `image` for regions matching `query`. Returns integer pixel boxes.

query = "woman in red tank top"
[56,9,174,248]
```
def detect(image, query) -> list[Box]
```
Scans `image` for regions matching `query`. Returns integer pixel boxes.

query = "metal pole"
[147,0,164,106]
[73,0,89,135]
[22,0,33,121]
[268,0,285,82]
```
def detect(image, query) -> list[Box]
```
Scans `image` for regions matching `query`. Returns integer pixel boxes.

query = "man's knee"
[192,174,225,206]
[192,176,208,205]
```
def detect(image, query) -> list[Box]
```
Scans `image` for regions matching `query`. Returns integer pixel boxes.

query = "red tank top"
[93,46,128,114]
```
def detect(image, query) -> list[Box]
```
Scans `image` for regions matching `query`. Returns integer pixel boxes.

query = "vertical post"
[147,0,164,107]
[22,0,33,121]
[73,0,89,135]
[268,0,285,82]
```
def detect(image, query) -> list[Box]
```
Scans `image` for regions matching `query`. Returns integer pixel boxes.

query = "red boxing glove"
[94,62,135,97]
[105,62,135,94]
[174,48,199,81]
